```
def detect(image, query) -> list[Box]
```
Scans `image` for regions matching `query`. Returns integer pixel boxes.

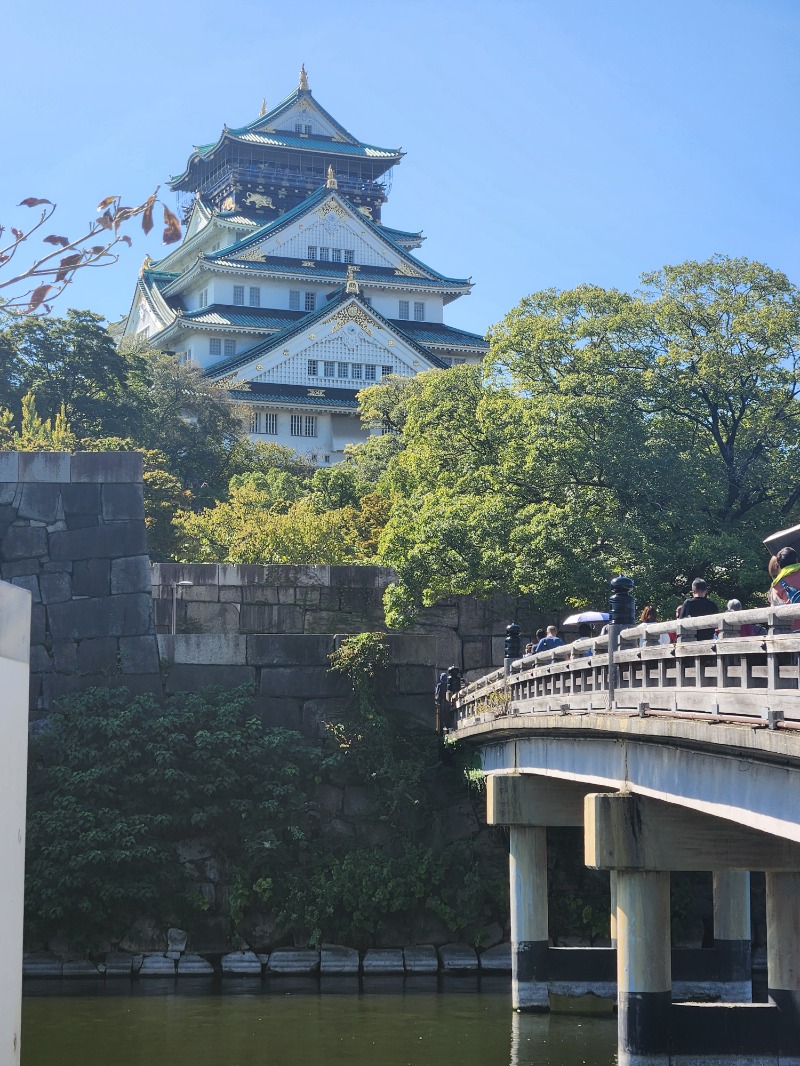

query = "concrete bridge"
[453,601,800,1066]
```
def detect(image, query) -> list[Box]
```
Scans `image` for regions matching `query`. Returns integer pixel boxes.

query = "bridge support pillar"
[766,871,800,1064]
[509,825,549,1011]
[616,869,671,1066]
[713,870,751,1001]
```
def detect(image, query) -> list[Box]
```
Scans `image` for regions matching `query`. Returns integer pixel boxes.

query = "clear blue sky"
[2,0,799,337]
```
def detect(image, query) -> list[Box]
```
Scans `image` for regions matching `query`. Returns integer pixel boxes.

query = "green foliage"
[0,390,77,451]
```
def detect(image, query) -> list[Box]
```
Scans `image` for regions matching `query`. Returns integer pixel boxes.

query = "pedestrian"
[638,605,670,646]
[726,599,757,637]
[534,625,564,653]
[768,546,800,630]
[676,578,720,641]
[575,621,593,656]
[435,671,448,733]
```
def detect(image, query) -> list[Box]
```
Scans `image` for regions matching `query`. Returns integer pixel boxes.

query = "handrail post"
[608,576,636,709]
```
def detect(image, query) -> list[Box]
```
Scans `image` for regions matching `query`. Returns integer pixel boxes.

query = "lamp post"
[170,580,193,636]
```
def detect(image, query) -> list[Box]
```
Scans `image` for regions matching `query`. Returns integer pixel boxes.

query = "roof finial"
[259,99,267,117]
[326,165,338,190]
[299,64,309,91]
[346,265,359,295]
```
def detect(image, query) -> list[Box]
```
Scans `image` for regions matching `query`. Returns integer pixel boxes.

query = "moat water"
[22,978,618,1065]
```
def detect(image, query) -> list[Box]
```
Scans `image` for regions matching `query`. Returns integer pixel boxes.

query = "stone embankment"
[23,937,511,979]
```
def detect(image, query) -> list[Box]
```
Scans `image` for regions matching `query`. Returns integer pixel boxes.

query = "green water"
[22,980,618,1065]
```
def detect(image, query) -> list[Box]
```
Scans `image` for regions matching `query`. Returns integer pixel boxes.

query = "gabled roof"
[181,306,305,330]
[169,85,402,188]
[203,288,449,379]
[229,381,360,410]
[386,320,489,350]
[204,187,470,289]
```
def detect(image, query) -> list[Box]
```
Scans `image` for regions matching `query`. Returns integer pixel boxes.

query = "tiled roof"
[229,381,360,409]
[212,256,470,290]
[387,320,489,348]
[181,306,305,329]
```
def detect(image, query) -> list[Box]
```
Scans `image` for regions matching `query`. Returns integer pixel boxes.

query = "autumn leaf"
[43,235,70,247]
[11,228,23,239]
[120,235,132,246]
[97,210,113,230]
[55,253,83,282]
[19,198,53,208]
[97,196,118,211]
[26,285,55,311]
[142,198,155,236]
[162,204,181,245]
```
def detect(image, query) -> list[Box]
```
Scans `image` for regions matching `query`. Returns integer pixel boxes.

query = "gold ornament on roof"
[322,302,379,337]
[316,198,348,222]
[345,265,359,295]
[140,255,153,274]
[326,165,338,190]
[259,99,267,117]
[299,64,309,90]
[394,262,424,278]
[220,195,235,212]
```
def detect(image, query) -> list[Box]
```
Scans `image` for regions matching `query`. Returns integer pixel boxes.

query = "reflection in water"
[22,981,617,1066]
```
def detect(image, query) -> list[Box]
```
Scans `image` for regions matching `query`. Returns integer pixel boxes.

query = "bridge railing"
[453,603,800,729]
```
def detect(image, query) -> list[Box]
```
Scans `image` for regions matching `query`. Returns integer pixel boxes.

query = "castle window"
[291,414,317,437]
[351,363,363,379]
[251,411,276,435]
[381,365,393,376]
[307,245,317,260]
[209,338,221,357]
[289,290,301,310]
[364,364,377,380]
[337,363,349,378]
[414,301,425,321]
[398,300,409,320]
[323,455,330,463]
[233,285,244,306]
[304,124,312,135]
[308,359,319,376]
[305,291,316,311]
[324,361,335,377]
[305,415,317,436]
[331,248,342,263]
[295,123,303,133]
[343,249,354,264]
[224,339,236,357]
[319,247,330,261]
[198,289,208,309]
[249,287,260,307]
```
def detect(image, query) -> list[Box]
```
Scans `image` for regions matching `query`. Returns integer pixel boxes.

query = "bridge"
[453,599,800,1066]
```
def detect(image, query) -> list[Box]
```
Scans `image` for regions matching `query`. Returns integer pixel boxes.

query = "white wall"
[0,582,31,1066]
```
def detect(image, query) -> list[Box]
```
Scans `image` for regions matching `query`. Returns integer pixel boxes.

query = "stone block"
[490,637,506,667]
[158,633,247,665]
[434,631,463,672]
[241,585,280,605]
[316,783,343,813]
[219,587,243,603]
[18,483,61,523]
[139,955,176,977]
[65,515,100,530]
[61,482,101,516]
[328,565,385,588]
[49,593,154,641]
[76,636,119,675]
[104,952,134,976]
[396,664,436,695]
[30,604,46,644]
[30,644,52,672]
[320,945,360,974]
[0,453,20,482]
[259,666,348,699]
[2,558,41,579]
[62,960,101,978]
[252,697,303,731]
[479,943,511,972]
[185,601,241,633]
[463,638,493,672]
[19,452,71,483]
[72,558,110,597]
[221,950,262,975]
[403,945,439,973]
[111,555,151,594]
[386,633,438,666]
[155,562,219,586]
[163,663,255,693]
[1,524,47,560]
[264,564,329,587]
[363,948,404,974]
[458,597,492,634]
[119,635,160,674]
[416,603,460,628]
[23,952,62,977]
[343,786,371,816]
[303,611,366,634]
[180,585,220,602]
[0,483,15,507]
[268,949,320,974]
[120,918,166,953]
[39,571,71,604]
[178,954,215,976]
[248,634,335,666]
[240,604,304,632]
[12,573,41,603]
[52,641,78,674]
[102,482,145,520]
[438,943,478,972]
[72,451,142,483]
[49,521,147,561]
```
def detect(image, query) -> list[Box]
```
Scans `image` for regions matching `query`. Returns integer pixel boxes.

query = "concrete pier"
[616,870,671,1066]
[766,871,800,1065]
[509,825,549,1011]
[712,870,751,1002]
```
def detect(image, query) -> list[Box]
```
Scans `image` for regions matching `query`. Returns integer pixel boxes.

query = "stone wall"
[0,453,159,718]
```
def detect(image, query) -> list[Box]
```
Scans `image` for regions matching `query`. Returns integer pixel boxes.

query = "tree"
[0,191,180,315]
[375,257,800,623]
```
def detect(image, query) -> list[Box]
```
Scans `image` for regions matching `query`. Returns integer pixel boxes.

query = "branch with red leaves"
[0,189,182,315]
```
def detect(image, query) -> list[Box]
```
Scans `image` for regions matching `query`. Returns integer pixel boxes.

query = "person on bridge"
[639,605,671,645]
[677,578,720,640]
[768,547,800,630]
[534,625,564,653]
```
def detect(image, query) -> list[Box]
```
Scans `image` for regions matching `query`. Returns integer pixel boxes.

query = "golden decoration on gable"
[220,196,236,212]
[238,246,268,262]
[322,302,379,337]
[316,198,348,222]
[302,261,316,268]
[308,388,326,397]
[308,333,316,340]
[299,64,309,91]
[394,263,424,278]
[244,192,274,209]
[259,99,267,117]
[388,341,395,347]
[358,206,373,220]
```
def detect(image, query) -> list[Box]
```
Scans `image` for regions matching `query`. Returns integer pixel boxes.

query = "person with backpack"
[677,578,720,641]
[768,547,800,630]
